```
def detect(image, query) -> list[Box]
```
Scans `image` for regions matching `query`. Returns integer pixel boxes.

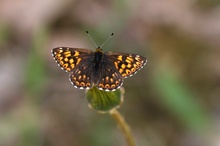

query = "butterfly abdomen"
[93,49,103,71]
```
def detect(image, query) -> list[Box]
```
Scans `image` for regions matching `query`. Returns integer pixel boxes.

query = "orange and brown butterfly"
[51,32,147,91]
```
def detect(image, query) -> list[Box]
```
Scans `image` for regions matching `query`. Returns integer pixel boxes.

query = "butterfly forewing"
[52,47,93,72]
[106,52,147,78]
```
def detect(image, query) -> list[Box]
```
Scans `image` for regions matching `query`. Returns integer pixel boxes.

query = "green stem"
[109,109,136,146]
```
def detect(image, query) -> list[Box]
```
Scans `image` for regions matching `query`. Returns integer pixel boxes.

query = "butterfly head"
[95,47,103,53]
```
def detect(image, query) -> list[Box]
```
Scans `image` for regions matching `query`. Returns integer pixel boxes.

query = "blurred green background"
[1,0,220,146]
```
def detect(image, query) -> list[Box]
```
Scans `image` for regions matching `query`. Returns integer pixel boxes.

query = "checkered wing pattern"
[69,58,94,89]
[52,47,93,72]
[96,59,123,91]
[106,52,147,78]
[52,47,94,89]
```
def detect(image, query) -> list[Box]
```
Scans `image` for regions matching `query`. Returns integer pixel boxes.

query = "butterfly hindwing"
[97,59,123,91]
[52,47,93,72]
[69,59,94,89]
[106,52,147,78]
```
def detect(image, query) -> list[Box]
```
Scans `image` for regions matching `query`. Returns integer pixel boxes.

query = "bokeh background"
[1,0,220,146]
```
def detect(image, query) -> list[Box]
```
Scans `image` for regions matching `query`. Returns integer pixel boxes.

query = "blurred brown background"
[1,0,220,146]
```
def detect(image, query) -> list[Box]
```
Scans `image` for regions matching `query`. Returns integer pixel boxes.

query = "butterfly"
[51,46,147,91]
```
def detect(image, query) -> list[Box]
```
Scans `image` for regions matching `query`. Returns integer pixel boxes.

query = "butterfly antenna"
[100,32,114,48]
[86,30,98,48]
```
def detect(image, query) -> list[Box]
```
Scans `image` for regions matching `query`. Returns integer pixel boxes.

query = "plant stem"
[109,109,136,146]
